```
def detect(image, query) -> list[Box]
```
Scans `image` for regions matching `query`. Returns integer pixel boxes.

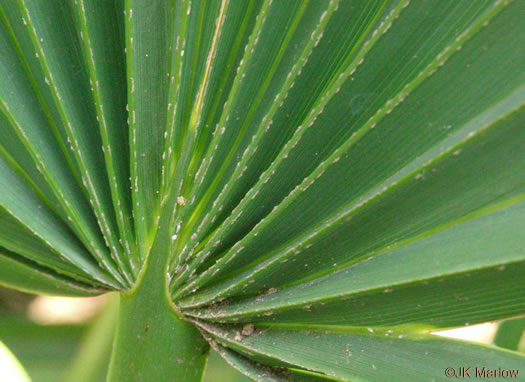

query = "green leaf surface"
[0,208,100,285]
[210,342,332,382]
[177,99,525,306]
[170,0,392,285]
[0,1,82,181]
[72,0,137,277]
[0,112,60,214]
[163,0,249,272]
[0,3,126,284]
[0,0,524,380]
[169,0,340,265]
[0,249,100,297]
[125,0,171,256]
[197,322,525,382]
[161,0,228,203]
[494,318,525,352]
[175,0,525,296]
[185,198,525,329]
[0,157,119,288]
[13,0,127,282]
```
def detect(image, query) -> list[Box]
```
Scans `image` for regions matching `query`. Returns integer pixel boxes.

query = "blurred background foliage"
[0,287,250,382]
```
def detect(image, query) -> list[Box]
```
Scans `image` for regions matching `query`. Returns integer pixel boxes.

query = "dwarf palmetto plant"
[0,0,524,380]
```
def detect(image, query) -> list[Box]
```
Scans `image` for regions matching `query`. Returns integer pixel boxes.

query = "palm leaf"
[1,0,524,380]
